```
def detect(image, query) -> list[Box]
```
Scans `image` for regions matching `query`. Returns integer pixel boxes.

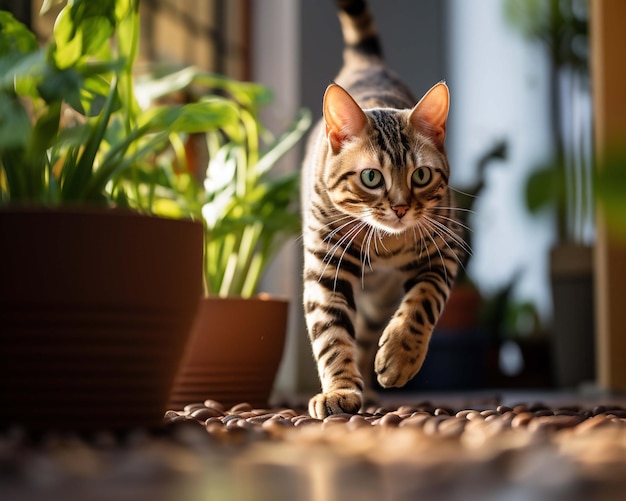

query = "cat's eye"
[411,167,432,187]
[360,169,384,188]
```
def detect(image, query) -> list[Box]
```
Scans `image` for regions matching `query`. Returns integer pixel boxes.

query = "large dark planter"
[168,296,288,410]
[0,208,203,431]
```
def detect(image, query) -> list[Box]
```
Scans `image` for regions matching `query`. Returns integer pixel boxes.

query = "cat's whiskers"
[330,220,369,290]
[423,212,472,258]
[318,214,370,282]
[365,226,376,270]
[323,215,362,245]
[294,209,350,247]
[430,212,472,235]
[420,215,468,277]
[376,228,391,254]
[417,219,449,283]
[435,206,476,217]
[319,218,360,273]
[412,222,428,264]
[360,225,377,287]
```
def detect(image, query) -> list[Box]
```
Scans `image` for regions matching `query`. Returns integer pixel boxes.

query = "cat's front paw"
[308,389,363,419]
[374,330,426,388]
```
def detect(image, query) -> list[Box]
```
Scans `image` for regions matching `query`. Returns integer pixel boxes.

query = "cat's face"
[323,83,451,235]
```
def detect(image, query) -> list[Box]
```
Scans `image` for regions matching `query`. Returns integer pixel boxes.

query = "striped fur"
[302,0,466,419]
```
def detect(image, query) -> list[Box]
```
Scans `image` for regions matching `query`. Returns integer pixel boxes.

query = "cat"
[301,0,466,419]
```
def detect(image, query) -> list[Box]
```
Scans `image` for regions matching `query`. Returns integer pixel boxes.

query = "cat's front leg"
[374,273,450,388]
[304,276,364,419]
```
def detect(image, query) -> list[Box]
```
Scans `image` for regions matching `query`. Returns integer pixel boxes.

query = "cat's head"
[322,82,451,235]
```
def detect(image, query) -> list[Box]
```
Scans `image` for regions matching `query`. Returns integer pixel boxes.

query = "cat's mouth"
[376,215,413,235]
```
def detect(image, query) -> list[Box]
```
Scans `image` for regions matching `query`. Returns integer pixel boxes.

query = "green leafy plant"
[0,0,239,206]
[201,106,311,297]
[132,67,312,297]
[505,0,591,243]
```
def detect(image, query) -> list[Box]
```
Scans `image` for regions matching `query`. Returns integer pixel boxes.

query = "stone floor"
[2,391,626,501]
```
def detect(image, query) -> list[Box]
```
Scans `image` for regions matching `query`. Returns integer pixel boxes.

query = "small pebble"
[533,409,554,417]
[164,410,181,420]
[423,416,450,436]
[511,412,534,428]
[323,413,352,423]
[438,417,467,438]
[347,415,371,430]
[527,414,582,433]
[222,414,243,424]
[378,413,402,427]
[575,414,612,434]
[204,400,225,411]
[190,407,222,421]
[230,402,253,413]
[183,403,206,414]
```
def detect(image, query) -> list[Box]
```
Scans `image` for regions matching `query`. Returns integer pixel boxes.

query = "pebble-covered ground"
[2,397,626,500]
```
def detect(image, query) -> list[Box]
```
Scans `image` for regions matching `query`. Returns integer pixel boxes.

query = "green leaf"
[52,0,117,68]
[37,67,84,110]
[255,108,312,177]
[135,67,273,110]
[29,101,61,157]
[0,49,46,95]
[524,161,564,214]
[62,76,119,200]
[0,11,38,57]
[0,93,32,150]
[140,99,240,134]
[52,7,83,68]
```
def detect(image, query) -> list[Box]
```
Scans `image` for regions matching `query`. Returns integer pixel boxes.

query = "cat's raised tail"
[335,0,383,59]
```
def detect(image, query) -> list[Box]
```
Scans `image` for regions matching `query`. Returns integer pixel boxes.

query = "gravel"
[2,398,626,500]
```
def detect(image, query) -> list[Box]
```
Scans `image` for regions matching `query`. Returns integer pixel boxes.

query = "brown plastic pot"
[169,296,288,410]
[0,208,203,431]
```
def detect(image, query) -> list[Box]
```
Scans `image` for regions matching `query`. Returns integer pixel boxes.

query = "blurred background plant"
[505,0,592,244]
[128,67,311,297]
[505,0,596,389]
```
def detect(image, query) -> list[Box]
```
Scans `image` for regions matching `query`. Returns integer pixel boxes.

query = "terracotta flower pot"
[437,284,483,331]
[169,296,288,410]
[0,208,203,431]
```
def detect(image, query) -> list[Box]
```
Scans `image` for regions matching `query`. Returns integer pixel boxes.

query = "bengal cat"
[301,0,466,419]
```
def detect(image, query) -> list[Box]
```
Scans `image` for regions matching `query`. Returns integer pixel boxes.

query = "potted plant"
[505,0,594,388]
[0,1,242,430]
[134,68,312,409]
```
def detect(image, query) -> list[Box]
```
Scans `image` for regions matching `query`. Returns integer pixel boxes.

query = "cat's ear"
[409,82,449,149]
[323,84,367,154]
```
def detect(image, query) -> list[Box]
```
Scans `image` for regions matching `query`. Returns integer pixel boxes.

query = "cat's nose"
[392,205,409,219]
